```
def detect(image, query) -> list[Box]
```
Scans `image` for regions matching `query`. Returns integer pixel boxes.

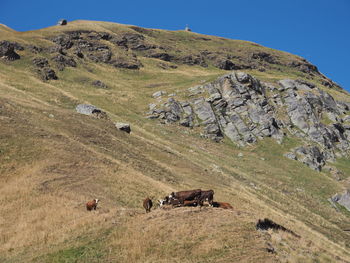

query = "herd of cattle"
[85,189,233,213]
[143,189,233,213]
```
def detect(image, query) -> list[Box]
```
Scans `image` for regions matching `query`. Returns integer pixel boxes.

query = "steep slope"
[0,20,350,262]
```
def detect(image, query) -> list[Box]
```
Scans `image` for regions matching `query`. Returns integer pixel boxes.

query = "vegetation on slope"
[0,20,350,262]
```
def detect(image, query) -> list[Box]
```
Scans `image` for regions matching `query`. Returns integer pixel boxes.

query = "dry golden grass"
[1,20,350,262]
[108,207,279,263]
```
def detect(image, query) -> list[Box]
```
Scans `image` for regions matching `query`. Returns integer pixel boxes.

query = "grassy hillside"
[0,20,350,262]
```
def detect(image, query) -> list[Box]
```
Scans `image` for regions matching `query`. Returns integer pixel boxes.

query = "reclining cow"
[212,201,233,209]
[158,198,199,208]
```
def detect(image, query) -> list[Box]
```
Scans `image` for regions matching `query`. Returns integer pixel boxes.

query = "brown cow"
[86,199,99,211]
[212,202,233,209]
[198,190,214,206]
[169,189,202,204]
[143,197,153,213]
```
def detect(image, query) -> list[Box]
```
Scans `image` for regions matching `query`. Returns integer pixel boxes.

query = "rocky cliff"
[148,71,350,171]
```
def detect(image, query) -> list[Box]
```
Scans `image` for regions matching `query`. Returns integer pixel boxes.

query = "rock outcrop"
[331,191,350,212]
[76,104,108,119]
[92,80,107,89]
[32,57,58,80]
[0,41,21,61]
[147,71,350,171]
[115,122,131,133]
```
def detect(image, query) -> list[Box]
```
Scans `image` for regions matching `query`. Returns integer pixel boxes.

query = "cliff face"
[148,71,350,171]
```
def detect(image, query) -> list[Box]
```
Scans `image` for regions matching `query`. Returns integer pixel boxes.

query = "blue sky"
[1,0,349,91]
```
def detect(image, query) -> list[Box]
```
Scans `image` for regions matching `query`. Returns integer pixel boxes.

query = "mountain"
[0,20,350,262]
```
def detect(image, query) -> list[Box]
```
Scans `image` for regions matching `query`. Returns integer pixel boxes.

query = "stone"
[193,98,216,124]
[235,72,251,83]
[115,122,131,133]
[52,54,77,71]
[278,79,297,90]
[206,93,222,103]
[320,90,339,114]
[74,48,84,58]
[331,190,350,212]
[87,50,112,63]
[110,57,142,69]
[76,104,101,115]
[294,146,325,171]
[92,80,108,89]
[27,45,43,54]
[145,50,173,61]
[188,86,203,95]
[284,152,297,160]
[179,117,193,127]
[176,54,207,67]
[149,103,157,111]
[75,104,109,119]
[32,57,49,68]
[37,67,58,80]
[0,42,20,61]
[251,52,277,64]
[50,34,74,49]
[213,58,250,70]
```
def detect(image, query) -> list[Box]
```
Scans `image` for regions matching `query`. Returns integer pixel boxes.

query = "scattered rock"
[110,57,142,69]
[27,45,42,53]
[52,54,77,71]
[251,52,278,64]
[50,34,73,49]
[294,146,325,171]
[38,68,58,80]
[32,57,58,80]
[175,54,207,67]
[149,103,157,111]
[284,152,297,160]
[115,122,131,133]
[32,57,49,68]
[145,50,173,61]
[76,104,101,115]
[87,49,112,63]
[152,91,167,98]
[0,41,20,61]
[331,191,350,212]
[75,104,108,119]
[288,59,319,74]
[157,62,177,69]
[238,153,243,157]
[213,58,250,70]
[92,80,108,89]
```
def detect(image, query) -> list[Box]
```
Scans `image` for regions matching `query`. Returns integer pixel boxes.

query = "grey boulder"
[115,122,131,133]
[331,191,350,212]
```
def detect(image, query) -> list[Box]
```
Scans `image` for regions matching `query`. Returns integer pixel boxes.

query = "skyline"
[1,0,349,90]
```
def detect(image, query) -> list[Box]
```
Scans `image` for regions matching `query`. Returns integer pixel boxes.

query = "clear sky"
[1,0,349,91]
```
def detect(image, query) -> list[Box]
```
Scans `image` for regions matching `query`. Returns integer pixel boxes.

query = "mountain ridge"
[0,20,350,262]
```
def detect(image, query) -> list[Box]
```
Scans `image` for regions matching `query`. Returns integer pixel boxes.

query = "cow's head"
[168,192,175,199]
[94,199,99,204]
